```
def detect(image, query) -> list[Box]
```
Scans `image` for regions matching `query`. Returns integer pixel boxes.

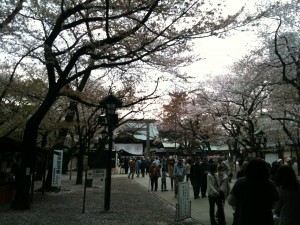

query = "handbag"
[219,189,225,201]
[213,175,226,200]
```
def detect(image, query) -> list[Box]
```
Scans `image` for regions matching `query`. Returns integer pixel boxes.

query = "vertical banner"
[52,150,63,187]
[177,181,191,220]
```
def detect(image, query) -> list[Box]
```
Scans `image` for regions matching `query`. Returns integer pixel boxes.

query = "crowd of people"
[118,155,300,225]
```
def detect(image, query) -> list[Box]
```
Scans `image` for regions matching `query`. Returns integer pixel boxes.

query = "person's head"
[210,163,218,174]
[217,164,225,176]
[276,165,299,190]
[245,158,270,182]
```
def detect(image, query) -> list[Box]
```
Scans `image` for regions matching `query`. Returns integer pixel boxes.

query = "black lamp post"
[255,130,266,158]
[99,93,122,211]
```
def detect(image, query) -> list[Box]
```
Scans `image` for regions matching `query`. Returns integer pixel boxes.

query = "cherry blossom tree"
[0,0,273,210]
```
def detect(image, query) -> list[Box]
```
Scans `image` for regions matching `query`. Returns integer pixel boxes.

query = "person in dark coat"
[123,157,129,174]
[199,157,210,197]
[140,157,146,177]
[190,158,202,199]
[145,157,152,175]
[228,158,279,225]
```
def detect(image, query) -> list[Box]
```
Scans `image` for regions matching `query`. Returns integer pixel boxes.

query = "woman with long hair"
[274,165,300,225]
[228,158,279,225]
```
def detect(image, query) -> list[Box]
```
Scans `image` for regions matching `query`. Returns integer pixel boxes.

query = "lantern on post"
[254,129,266,158]
[99,93,122,211]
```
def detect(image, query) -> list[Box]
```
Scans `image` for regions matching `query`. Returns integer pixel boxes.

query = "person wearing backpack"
[149,161,161,192]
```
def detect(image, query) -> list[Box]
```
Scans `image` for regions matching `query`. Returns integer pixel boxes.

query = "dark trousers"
[192,183,200,198]
[151,177,158,191]
[208,196,225,225]
[200,174,207,196]
[128,167,134,178]
[140,168,145,177]
[170,177,174,190]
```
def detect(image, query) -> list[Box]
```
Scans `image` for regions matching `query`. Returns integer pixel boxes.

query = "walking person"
[149,161,161,191]
[135,157,141,177]
[161,156,168,173]
[190,157,202,199]
[185,158,191,181]
[215,164,231,218]
[123,157,129,174]
[228,158,279,225]
[145,157,151,175]
[274,165,300,225]
[174,157,185,198]
[207,163,226,225]
[217,164,230,200]
[140,157,146,177]
[168,156,176,191]
[128,158,135,179]
[221,156,233,183]
[160,165,168,192]
[200,157,210,197]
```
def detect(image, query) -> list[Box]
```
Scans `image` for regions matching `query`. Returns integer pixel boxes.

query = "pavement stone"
[131,173,235,225]
[0,173,201,225]
[0,170,235,225]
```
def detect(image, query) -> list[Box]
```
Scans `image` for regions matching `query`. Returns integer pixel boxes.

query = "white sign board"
[177,182,190,220]
[52,150,63,187]
[93,169,106,182]
[114,143,143,155]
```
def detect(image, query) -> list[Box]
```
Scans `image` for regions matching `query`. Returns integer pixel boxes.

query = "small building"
[114,119,162,156]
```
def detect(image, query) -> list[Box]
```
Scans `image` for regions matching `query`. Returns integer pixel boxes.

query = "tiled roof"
[117,120,159,141]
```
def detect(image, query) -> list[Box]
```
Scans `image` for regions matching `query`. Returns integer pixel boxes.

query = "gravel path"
[0,175,201,225]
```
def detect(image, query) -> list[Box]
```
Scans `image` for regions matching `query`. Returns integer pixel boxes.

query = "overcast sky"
[180,0,270,81]
[182,30,260,80]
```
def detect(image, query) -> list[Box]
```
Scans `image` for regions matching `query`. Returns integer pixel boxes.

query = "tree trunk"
[10,119,39,209]
[10,89,58,210]
[76,154,84,184]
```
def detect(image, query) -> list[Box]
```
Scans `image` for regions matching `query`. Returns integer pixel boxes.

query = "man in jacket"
[174,157,186,198]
